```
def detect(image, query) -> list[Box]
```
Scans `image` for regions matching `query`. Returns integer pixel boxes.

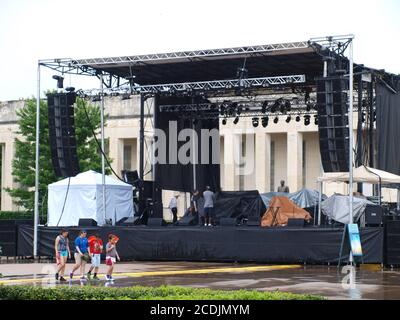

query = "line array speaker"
[47,92,80,178]
[316,76,350,172]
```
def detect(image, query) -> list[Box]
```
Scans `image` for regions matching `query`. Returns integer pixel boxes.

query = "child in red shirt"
[87,234,103,280]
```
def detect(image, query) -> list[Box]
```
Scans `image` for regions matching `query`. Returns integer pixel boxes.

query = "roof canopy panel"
[71,42,323,85]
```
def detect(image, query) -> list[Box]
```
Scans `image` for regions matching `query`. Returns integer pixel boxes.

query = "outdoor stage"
[17,225,383,264]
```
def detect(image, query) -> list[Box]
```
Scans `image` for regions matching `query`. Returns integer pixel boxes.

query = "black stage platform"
[18,225,383,264]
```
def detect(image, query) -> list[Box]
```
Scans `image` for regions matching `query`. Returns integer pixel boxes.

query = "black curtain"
[376,80,400,175]
[154,96,220,193]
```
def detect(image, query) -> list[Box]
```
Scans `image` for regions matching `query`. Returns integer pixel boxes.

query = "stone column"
[222,133,236,190]
[286,131,303,192]
[255,133,271,193]
[108,137,123,177]
[2,140,16,210]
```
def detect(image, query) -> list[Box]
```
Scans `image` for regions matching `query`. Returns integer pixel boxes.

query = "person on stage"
[70,230,89,280]
[169,193,179,225]
[203,186,215,226]
[277,180,289,193]
[87,234,103,280]
[55,229,70,282]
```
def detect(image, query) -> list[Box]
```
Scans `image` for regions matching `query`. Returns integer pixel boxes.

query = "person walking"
[203,186,215,226]
[105,234,120,281]
[55,229,70,282]
[70,230,89,280]
[87,234,103,280]
[169,193,179,225]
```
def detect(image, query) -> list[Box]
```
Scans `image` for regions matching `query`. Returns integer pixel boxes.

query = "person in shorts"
[105,234,120,281]
[54,229,70,282]
[70,230,89,280]
[87,234,103,280]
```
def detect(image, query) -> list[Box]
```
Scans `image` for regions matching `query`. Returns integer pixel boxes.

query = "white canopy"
[48,170,134,226]
[317,166,400,185]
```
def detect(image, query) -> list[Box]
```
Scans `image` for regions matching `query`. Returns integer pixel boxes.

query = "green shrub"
[0,285,324,300]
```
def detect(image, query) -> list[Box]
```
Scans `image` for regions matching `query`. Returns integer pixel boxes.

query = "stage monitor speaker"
[316,76,349,172]
[47,92,80,178]
[147,218,165,226]
[178,215,198,226]
[78,218,97,227]
[365,205,383,226]
[287,218,305,228]
[219,218,237,226]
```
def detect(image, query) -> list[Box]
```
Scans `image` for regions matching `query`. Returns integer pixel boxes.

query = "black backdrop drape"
[154,96,220,193]
[376,80,400,175]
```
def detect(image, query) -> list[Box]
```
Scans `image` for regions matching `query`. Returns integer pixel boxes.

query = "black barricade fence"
[0,220,33,256]
[18,225,383,263]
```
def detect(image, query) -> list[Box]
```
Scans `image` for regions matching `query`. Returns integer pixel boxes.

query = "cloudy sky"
[0,0,399,101]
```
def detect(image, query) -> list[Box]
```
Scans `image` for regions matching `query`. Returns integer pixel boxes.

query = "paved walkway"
[1,262,400,299]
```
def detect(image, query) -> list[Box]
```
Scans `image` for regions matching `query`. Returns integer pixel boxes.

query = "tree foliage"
[6,97,109,215]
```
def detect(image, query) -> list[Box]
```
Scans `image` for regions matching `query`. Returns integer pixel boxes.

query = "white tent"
[48,170,134,226]
[317,165,400,184]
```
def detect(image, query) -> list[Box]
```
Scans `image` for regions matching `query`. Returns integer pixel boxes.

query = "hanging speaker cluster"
[47,92,80,178]
[316,76,349,172]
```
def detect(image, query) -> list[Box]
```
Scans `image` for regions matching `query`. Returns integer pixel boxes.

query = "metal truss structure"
[75,75,306,97]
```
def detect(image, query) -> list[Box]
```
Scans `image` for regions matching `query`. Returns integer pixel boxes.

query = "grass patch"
[0,285,324,300]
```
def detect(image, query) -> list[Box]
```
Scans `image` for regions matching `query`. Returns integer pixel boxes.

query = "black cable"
[81,100,124,182]
[56,177,71,227]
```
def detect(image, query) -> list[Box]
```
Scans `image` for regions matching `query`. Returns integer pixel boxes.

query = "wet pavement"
[1,262,400,299]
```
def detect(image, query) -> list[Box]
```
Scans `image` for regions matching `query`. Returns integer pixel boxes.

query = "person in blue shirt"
[69,230,89,280]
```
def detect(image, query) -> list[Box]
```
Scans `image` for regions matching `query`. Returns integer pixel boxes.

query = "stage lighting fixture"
[52,75,64,89]
[65,87,75,92]
[252,117,259,128]
[306,103,312,111]
[304,115,311,126]
[261,116,269,127]
[295,115,301,122]
[314,115,318,125]
[222,118,227,125]
[286,115,291,123]
[220,104,226,115]
[121,93,131,100]
[233,116,239,125]
[273,116,279,124]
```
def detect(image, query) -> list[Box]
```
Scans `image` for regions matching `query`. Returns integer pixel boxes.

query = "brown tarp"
[261,196,312,227]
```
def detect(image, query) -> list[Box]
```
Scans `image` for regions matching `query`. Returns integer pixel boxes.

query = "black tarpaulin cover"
[376,80,400,175]
[17,225,383,263]
[213,190,266,221]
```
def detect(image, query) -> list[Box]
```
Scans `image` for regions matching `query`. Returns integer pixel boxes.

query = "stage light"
[273,116,279,124]
[233,116,239,125]
[252,117,259,128]
[295,115,301,122]
[304,115,311,126]
[121,93,131,100]
[52,75,64,89]
[306,103,312,111]
[314,115,318,125]
[286,115,291,123]
[261,116,269,127]
[92,95,101,102]
[222,118,227,125]
[271,99,281,113]
[65,87,75,92]
[220,104,226,115]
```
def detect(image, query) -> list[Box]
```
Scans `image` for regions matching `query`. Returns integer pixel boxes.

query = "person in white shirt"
[169,194,179,225]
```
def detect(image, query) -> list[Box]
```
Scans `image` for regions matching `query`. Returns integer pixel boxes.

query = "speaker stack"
[47,92,80,178]
[316,76,349,172]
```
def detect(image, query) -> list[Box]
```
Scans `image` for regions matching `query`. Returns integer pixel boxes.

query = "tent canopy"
[317,165,400,185]
[48,171,134,227]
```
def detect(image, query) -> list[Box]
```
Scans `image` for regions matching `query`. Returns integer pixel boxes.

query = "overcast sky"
[0,0,399,101]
